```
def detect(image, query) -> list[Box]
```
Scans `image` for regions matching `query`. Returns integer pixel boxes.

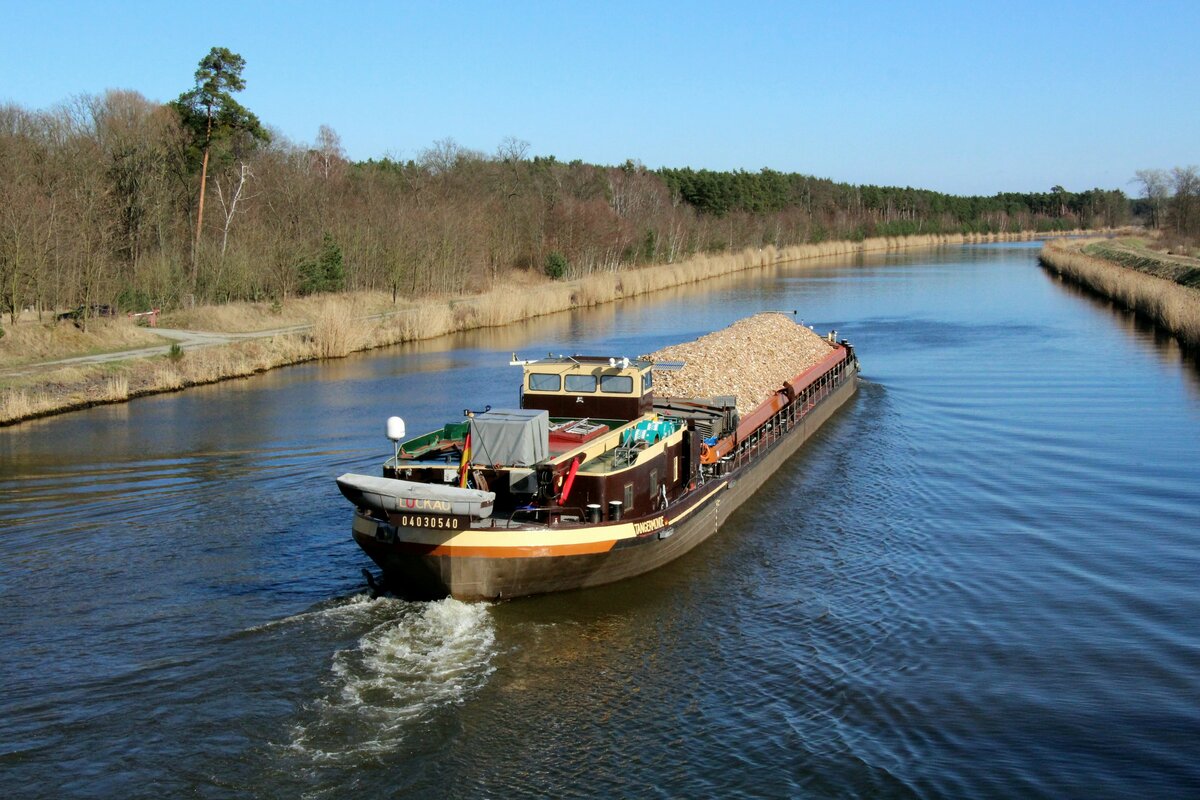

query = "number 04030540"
[400,514,463,530]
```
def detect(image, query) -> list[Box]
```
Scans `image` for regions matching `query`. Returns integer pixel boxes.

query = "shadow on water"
[1039,266,1200,394]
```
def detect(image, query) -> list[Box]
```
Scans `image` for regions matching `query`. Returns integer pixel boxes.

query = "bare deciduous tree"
[214,162,255,257]
[1132,168,1170,229]
[315,124,345,180]
[1169,166,1199,237]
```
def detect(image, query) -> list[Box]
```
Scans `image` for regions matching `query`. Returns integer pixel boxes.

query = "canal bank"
[2,229,1106,426]
[1040,238,1200,349]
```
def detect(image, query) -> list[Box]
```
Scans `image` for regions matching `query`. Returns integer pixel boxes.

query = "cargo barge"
[337,315,859,600]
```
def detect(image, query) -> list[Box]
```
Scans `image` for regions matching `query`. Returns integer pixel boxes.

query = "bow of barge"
[338,314,859,600]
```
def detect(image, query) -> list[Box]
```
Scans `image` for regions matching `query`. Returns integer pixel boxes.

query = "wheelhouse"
[518,355,654,421]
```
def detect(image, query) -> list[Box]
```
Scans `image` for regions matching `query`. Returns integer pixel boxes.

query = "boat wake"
[242,592,382,634]
[287,597,497,763]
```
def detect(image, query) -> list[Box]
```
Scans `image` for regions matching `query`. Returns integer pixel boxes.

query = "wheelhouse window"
[600,374,634,394]
[565,374,597,393]
[528,373,561,391]
[642,371,653,392]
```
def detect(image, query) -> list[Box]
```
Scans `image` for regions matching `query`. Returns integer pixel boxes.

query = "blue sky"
[2,0,1196,195]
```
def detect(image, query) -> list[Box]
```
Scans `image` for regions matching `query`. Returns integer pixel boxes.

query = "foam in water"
[244,592,379,633]
[289,597,496,762]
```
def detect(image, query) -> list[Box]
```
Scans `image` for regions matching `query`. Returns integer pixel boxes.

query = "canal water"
[2,243,1198,798]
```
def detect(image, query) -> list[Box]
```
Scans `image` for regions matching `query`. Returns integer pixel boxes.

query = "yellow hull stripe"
[386,481,728,554]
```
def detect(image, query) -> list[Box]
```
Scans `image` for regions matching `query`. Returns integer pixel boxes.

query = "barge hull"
[354,369,858,600]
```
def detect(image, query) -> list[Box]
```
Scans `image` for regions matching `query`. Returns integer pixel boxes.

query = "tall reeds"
[102,375,130,402]
[0,389,47,422]
[1040,240,1200,348]
[0,316,165,366]
[311,301,370,358]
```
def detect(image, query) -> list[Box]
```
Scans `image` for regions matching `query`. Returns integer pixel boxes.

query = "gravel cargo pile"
[644,313,835,417]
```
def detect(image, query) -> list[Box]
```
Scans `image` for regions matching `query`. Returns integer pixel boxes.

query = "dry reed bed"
[384,230,1098,337]
[1040,240,1200,349]
[0,317,168,366]
[157,290,402,333]
[1,230,1099,426]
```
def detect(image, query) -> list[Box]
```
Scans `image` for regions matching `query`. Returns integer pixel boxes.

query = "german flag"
[458,432,472,488]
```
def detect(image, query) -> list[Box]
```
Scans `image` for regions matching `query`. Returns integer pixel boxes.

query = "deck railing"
[725,356,856,472]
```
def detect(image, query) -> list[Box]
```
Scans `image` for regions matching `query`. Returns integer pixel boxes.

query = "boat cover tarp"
[468,408,549,467]
[336,474,495,518]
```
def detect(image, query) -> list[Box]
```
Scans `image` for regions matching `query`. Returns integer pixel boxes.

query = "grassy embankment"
[1,230,1091,426]
[1040,237,1200,348]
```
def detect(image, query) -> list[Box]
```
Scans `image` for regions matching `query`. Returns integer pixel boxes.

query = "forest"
[0,48,1147,331]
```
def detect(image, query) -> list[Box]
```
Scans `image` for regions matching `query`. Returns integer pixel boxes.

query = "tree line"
[1,47,1131,329]
[1131,167,1200,240]
[658,168,1128,237]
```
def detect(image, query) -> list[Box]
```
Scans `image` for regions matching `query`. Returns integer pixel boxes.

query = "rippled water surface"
[3,243,1199,798]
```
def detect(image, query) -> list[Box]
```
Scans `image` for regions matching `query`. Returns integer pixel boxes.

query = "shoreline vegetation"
[7,48,1194,428]
[3,52,1131,337]
[3,229,1101,427]
[1039,237,1200,349]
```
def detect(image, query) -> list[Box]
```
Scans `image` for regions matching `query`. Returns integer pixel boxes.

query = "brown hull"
[353,368,858,600]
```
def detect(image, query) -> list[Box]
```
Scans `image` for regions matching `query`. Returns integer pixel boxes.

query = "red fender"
[559,456,581,504]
